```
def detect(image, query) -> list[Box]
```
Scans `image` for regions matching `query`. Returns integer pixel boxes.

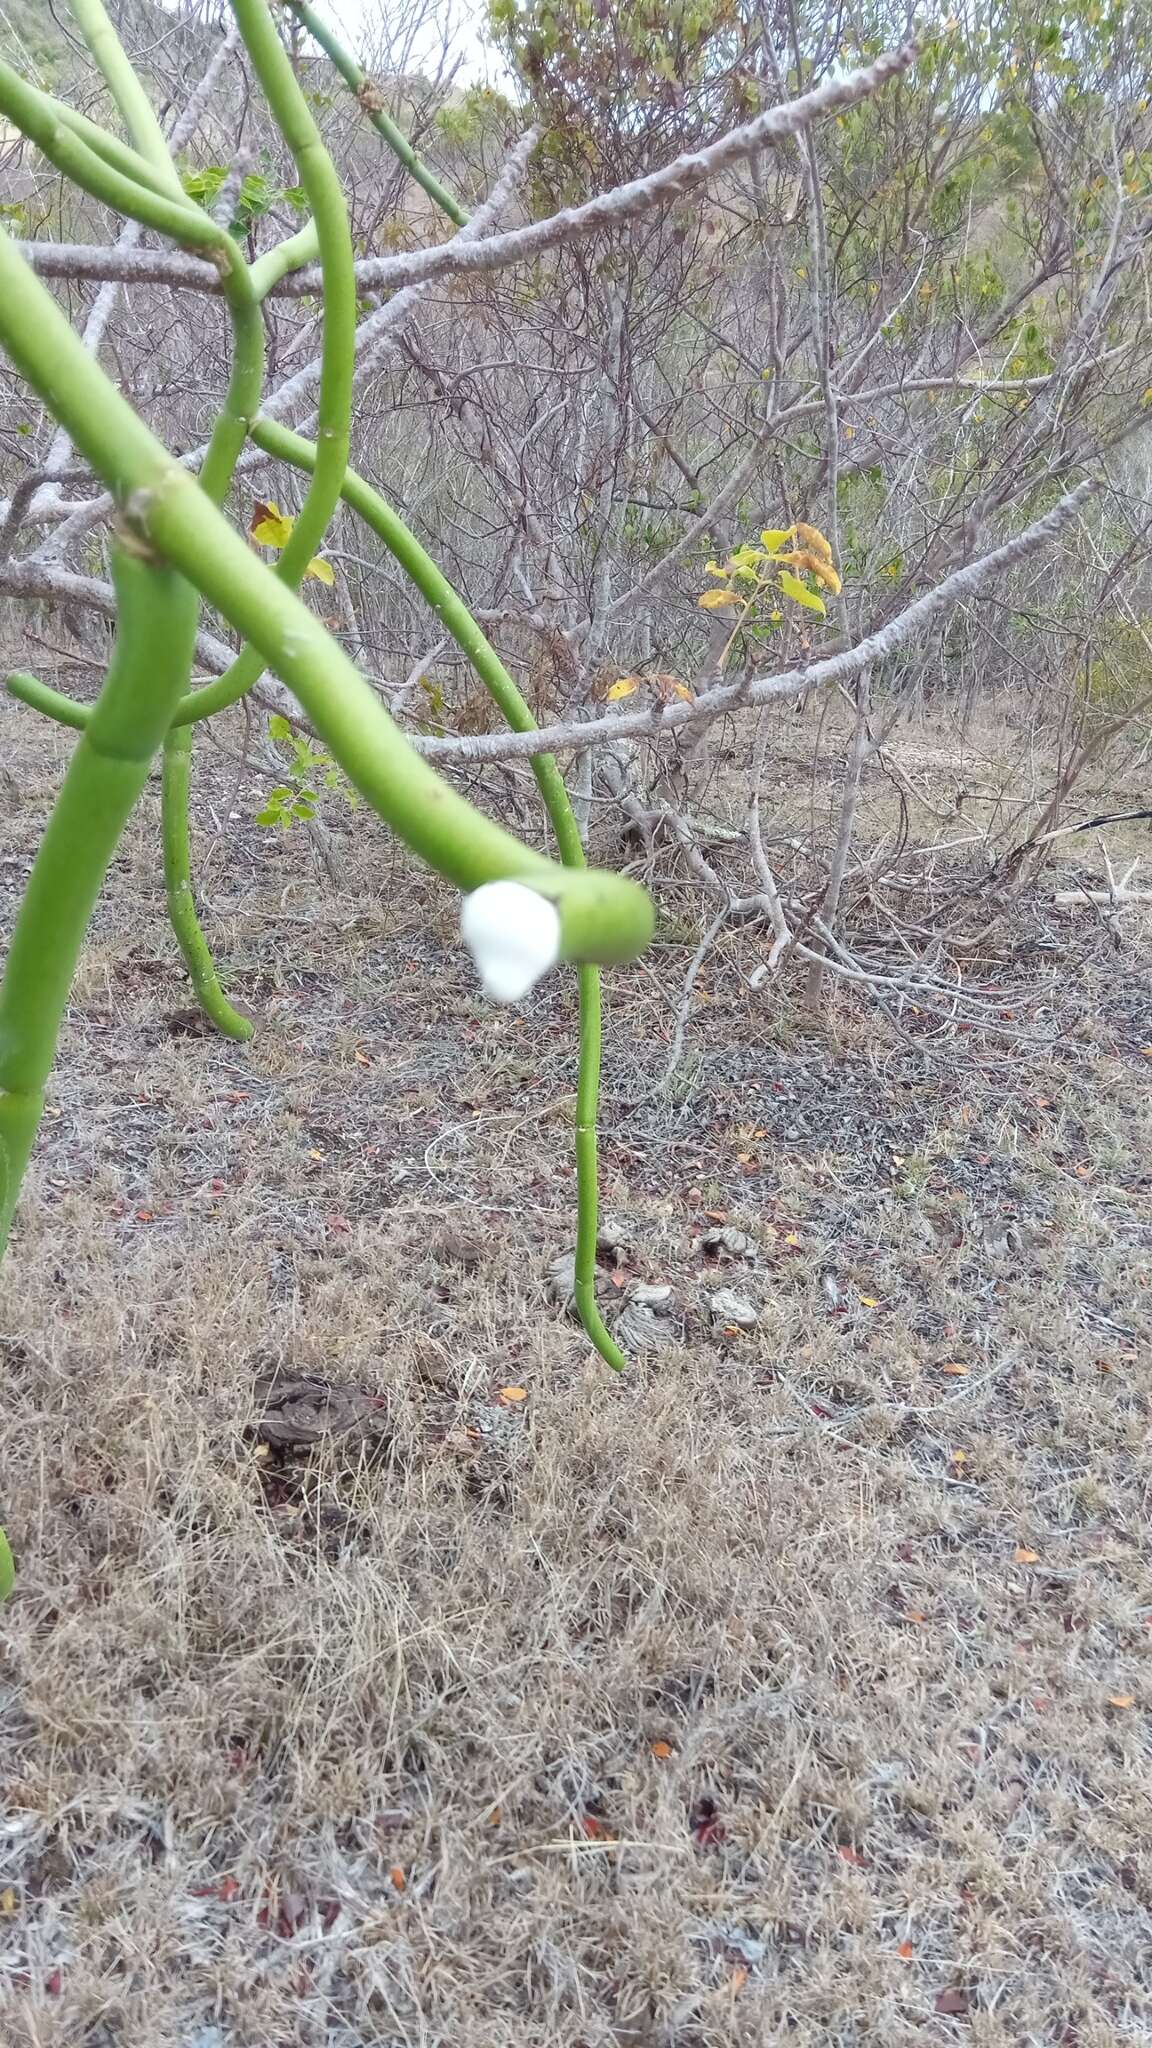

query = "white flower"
[460,880,561,1003]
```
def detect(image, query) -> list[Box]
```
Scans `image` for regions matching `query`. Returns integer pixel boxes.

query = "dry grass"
[0,699,1151,2048]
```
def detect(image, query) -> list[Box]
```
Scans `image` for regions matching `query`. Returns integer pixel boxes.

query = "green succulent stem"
[0,60,225,247]
[250,219,320,297]
[0,227,651,964]
[249,423,628,1371]
[162,726,253,1040]
[21,80,189,197]
[67,0,189,197]
[574,965,625,1371]
[0,544,199,1252]
[281,0,470,227]
[5,674,89,730]
[164,0,357,732]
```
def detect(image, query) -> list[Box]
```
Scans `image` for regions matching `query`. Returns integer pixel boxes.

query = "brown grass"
[0,699,1150,2047]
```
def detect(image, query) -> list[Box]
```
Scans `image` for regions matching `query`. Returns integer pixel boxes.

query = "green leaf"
[0,1526,14,1601]
[267,714,292,742]
[777,569,826,615]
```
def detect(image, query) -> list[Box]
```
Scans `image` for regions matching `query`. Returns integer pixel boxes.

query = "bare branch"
[16,42,916,298]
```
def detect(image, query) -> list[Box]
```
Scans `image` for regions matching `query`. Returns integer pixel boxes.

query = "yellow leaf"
[1014,1547,1040,1564]
[949,1448,968,1465]
[780,550,841,595]
[697,587,741,610]
[704,560,730,577]
[250,499,294,548]
[306,555,335,585]
[859,1295,880,1308]
[794,521,833,562]
[499,1385,528,1404]
[808,558,842,596]
[0,1888,16,1914]
[606,676,640,700]
[1108,1694,1135,1709]
[667,680,694,702]
[777,568,826,616]
[759,526,796,552]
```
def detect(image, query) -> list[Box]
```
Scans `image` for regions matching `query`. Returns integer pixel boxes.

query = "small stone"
[613,1282,678,1355]
[546,1251,576,1306]
[597,1213,633,1260]
[706,1287,759,1330]
[695,1225,758,1262]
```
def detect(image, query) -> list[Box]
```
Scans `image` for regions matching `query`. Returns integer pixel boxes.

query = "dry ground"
[0,696,1150,2048]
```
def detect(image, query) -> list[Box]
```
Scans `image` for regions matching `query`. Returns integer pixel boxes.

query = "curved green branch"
[162,725,253,1040]
[68,0,188,198]
[5,672,90,730]
[250,422,629,1371]
[0,544,199,1252]
[165,0,358,730]
[0,61,225,250]
[22,82,188,197]
[250,219,320,299]
[282,0,470,227]
[0,227,652,964]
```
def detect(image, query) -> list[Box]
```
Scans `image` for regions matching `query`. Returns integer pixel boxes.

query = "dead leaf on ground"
[934,1987,972,2016]
[580,1814,614,1840]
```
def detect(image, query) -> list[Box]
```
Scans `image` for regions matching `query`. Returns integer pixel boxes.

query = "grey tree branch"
[2,484,1092,772]
[16,42,916,298]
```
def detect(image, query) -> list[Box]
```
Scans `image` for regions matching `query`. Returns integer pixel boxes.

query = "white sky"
[304,0,504,86]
